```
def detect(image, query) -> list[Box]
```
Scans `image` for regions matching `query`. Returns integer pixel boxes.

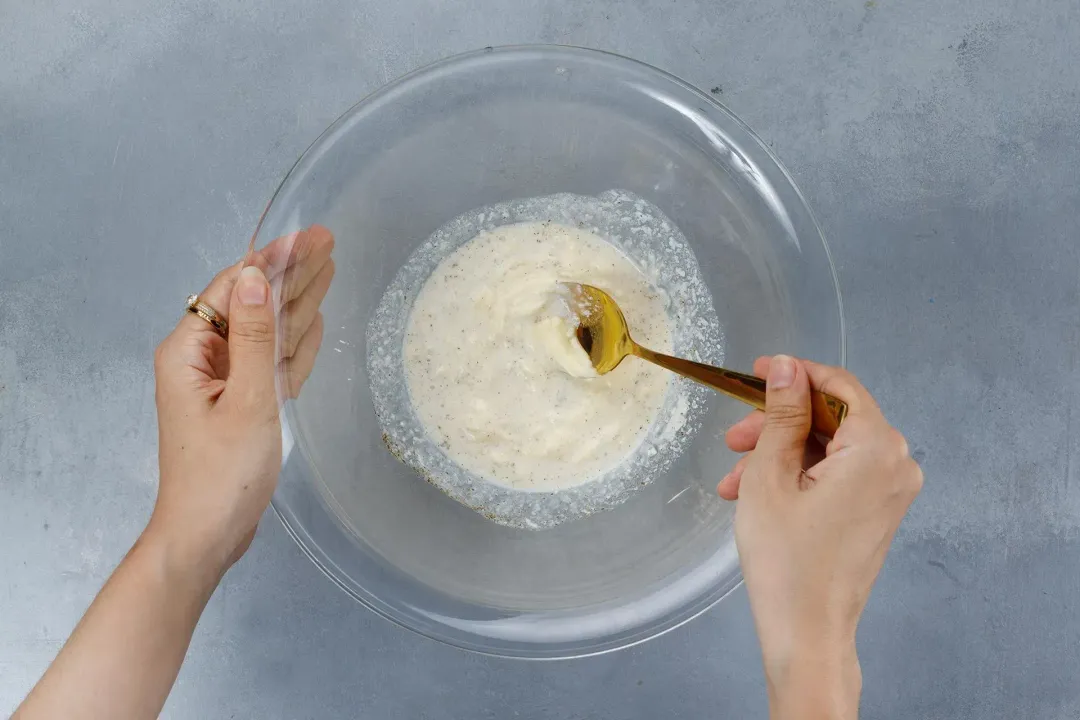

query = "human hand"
[716,356,922,718]
[148,226,335,581]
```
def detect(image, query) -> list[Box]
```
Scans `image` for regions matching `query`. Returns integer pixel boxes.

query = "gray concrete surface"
[2,0,1079,717]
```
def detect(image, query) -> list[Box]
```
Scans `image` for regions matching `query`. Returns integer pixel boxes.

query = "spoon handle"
[633,347,848,437]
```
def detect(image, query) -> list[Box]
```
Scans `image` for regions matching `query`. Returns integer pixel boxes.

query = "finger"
[175,252,274,338]
[222,266,278,414]
[722,357,770,453]
[798,359,881,420]
[732,415,826,469]
[823,400,902,461]
[727,410,826,465]
[281,312,324,399]
[175,263,240,342]
[717,454,750,501]
[802,441,865,493]
[261,225,335,305]
[824,415,878,456]
[753,355,813,478]
[752,355,771,379]
[281,259,335,358]
[726,410,765,452]
[160,262,242,379]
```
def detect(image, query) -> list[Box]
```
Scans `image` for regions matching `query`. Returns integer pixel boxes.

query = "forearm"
[14,527,223,720]
[765,641,862,720]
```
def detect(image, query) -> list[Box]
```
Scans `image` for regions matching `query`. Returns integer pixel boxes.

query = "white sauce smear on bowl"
[403,222,673,491]
[367,191,723,529]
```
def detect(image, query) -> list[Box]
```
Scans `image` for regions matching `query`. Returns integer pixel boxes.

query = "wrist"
[764,637,861,720]
[137,519,230,601]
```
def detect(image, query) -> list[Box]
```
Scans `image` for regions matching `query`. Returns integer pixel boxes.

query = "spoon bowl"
[560,282,848,437]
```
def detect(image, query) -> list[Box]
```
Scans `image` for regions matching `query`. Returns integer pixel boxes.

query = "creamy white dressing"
[403,221,672,491]
[368,190,723,529]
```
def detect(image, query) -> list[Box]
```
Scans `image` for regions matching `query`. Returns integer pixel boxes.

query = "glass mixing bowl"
[259,46,844,658]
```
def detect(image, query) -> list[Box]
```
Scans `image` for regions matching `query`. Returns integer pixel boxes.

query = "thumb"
[753,355,812,475]
[226,265,277,411]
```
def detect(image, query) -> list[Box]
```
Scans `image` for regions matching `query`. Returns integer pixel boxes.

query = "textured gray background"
[2,0,1078,717]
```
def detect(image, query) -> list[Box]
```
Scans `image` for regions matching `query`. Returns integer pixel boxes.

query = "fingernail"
[769,354,796,389]
[238,265,268,306]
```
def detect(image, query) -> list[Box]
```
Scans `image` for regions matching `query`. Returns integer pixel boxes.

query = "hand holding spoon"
[559,283,848,437]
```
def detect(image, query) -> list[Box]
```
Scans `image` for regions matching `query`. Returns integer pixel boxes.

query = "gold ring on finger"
[185,294,229,339]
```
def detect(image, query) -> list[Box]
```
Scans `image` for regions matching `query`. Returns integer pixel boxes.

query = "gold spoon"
[560,283,848,437]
